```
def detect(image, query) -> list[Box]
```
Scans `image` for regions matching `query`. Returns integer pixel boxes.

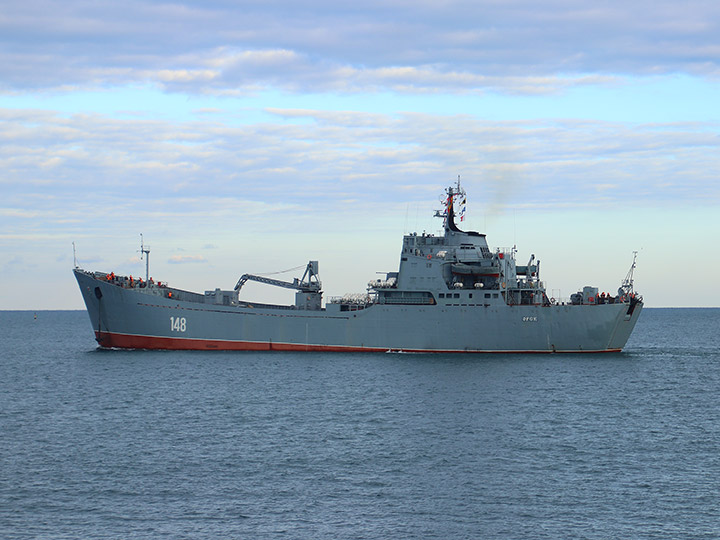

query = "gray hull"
[75,269,642,353]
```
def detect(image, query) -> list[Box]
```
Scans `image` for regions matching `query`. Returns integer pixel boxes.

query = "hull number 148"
[170,316,187,332]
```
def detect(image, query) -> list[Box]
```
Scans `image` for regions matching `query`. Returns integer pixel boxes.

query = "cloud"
[1,1,719,94]
[1,104,718,308]
[1,108,718,244]
[168,255,207,264]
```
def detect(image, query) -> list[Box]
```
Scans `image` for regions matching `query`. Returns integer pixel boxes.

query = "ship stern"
[607,298,644,351]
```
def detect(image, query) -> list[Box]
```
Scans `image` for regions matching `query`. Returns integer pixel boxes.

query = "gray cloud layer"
[2,107,718,309]
[2,0,719,94]
[2,108,718,243]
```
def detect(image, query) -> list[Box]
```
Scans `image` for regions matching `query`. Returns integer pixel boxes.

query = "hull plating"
[76,269,643,353]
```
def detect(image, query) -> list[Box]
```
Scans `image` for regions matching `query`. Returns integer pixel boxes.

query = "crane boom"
[234,261,321,293]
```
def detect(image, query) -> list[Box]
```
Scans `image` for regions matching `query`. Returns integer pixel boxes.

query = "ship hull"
[75,269,643,353]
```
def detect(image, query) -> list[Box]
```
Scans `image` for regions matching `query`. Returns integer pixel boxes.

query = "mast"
[140,234,150,283]
[438,177,466,233]
[620,251,638,296]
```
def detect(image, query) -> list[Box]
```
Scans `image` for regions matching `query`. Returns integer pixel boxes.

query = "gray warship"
[74,182,643,352]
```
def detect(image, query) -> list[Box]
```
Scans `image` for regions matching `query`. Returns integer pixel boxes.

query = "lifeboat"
[516,265,538,276]
[451,263,500,277]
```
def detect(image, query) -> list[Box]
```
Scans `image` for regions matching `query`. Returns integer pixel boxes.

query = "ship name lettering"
[522,316,538,322]
[170,316,186,332]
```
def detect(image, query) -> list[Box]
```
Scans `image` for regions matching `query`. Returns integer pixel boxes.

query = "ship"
[74,181,643,353]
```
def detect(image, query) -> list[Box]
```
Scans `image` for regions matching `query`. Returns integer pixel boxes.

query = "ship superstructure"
[74,181,643,352]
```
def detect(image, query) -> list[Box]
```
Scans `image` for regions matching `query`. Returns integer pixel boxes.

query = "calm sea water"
[1,308,719,539]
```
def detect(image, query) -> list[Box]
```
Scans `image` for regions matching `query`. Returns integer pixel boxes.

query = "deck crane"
[234,261,323,310]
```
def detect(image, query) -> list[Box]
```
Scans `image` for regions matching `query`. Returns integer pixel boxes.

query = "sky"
[1,0,719,309]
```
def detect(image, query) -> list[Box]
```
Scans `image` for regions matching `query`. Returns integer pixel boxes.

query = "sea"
[1,308,719,540]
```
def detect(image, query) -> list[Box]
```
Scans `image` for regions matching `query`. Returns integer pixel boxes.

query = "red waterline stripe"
[94,331,621,353]
[96,331,386,352]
